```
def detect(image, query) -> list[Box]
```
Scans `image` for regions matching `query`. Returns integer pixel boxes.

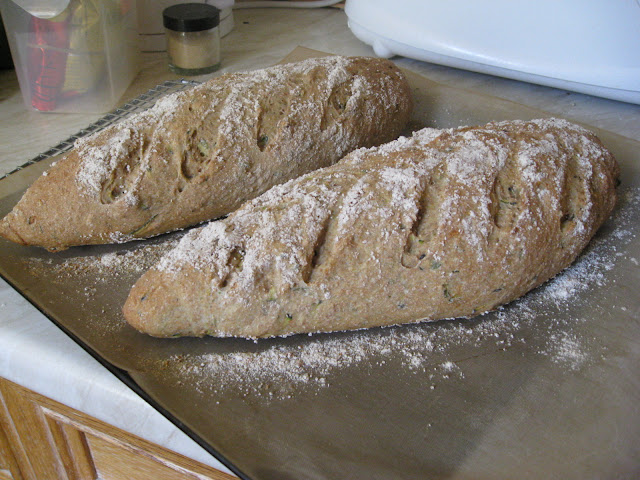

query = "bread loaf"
[123,118,619,339]
[0,56,412,251]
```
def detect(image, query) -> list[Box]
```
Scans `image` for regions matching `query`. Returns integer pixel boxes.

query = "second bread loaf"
[0,55,412,251]
[123,118,619,339]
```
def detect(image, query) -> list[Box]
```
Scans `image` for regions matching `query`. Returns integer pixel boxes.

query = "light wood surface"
[0,416,19,480]
[0,377,235,480]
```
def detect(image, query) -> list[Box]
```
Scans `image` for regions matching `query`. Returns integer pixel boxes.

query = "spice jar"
[163,3,221,75]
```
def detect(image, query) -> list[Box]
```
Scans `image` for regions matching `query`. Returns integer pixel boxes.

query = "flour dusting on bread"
[0,55,412,251]
[124,118,619,339]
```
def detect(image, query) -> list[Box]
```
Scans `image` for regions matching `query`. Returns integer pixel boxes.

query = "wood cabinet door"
[0,377,234,480]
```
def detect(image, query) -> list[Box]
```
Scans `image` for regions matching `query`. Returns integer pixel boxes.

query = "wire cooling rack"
[1,79,200,181]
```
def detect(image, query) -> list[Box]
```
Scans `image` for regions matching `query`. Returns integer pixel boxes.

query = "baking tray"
[1,48,639,480]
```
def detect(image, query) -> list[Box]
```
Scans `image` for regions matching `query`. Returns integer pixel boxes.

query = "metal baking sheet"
[1,48,639,480]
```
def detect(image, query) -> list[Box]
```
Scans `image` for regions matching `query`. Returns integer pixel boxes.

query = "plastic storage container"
[1,0,140,113]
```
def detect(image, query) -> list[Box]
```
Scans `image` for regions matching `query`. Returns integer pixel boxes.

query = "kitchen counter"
[1,6,639,479]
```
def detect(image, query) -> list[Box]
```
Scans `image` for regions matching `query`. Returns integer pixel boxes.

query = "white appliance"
[345,0,640,104]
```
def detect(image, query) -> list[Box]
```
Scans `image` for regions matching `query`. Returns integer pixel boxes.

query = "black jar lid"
[163,3,220,32]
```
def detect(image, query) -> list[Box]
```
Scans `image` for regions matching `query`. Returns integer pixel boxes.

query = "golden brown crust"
[123,118,619,338]
[0,56,412,251]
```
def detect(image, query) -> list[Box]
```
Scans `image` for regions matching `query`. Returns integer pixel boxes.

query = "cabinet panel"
[0,377,234,480]
[88,433,211,480]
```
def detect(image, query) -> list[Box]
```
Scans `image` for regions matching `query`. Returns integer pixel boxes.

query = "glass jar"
[163,3,221,76]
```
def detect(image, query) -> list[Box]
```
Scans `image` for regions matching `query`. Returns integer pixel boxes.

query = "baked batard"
[123,118,619,339]
[0,56,412,251]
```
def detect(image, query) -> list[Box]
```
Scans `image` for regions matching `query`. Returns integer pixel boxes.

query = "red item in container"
[28,15,70,111]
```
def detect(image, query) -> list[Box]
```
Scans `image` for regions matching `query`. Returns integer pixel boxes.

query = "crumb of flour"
[544,332,589,370]
[30,241,177,278]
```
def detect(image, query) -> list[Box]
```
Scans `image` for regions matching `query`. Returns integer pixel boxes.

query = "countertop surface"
[0,6,638,478]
